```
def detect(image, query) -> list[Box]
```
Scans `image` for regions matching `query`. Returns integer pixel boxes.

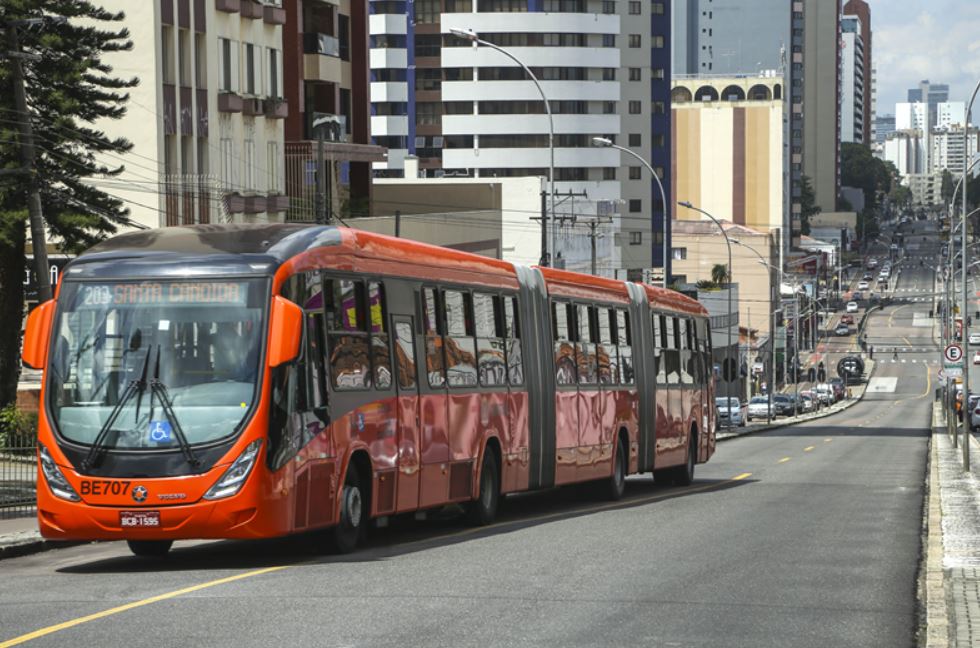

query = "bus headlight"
[203,439,262,501]
[39,444,81,502]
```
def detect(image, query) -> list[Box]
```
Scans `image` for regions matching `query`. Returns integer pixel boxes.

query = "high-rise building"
[843,0,872,144]
[931,126,980,174]
[895,102,928,131]
[907,79,950,127]
[936,102,967,128]
[801,0,841,217]
[367,0,672,280]
[874,114,895,143]
[96,0,291,228]
[839,15,864,144]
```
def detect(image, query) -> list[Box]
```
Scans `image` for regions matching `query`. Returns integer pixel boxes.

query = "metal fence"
[0,432,36,519]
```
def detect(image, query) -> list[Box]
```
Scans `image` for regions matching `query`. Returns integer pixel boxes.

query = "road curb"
[922,418,950,647]
[0,536,81,561]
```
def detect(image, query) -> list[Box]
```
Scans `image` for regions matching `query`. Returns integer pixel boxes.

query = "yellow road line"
[804,446,815,452]
[0,566,287,648]
[732,472,753,480]
[778,457,791,463]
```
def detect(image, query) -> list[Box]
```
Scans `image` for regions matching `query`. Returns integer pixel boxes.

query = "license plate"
[119,511,161,528]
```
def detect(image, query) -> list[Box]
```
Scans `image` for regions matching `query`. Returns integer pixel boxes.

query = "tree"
[710,263,729,286]
[800,175,820,235]
[941,169,955,205]
[840,142,893,211]
[0,0,137,409]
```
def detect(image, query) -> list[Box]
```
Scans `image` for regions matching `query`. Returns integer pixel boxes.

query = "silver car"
[716,397,745,427]
[747,396,772,421]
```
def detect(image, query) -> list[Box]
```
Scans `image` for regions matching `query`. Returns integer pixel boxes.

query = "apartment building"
[839,15,864,144]
[843,0,872,144]
[366,0,671,279]
[98,0,291,228]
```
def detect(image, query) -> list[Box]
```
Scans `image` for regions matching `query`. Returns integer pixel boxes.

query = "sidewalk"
[924,403,980,647]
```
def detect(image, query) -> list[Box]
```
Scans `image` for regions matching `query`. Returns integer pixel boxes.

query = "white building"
[895,102,927,132]
[840,15,864,144]
[95,0,288,229]
[936,101,967,128]
[883,129,926,176]
[931,126,980,174]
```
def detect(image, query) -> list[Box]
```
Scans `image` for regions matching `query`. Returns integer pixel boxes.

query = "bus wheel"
[127,540,172,558]
[607,438,627,501]
[468,451,499,526]
[331,463,365,554]
[674,433,697,486]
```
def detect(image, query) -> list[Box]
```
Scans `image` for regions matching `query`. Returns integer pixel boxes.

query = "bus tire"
[127,540,172,558]
[674,431,697,486]
[607,437,627,501]
[331,462,365,554]
[468,450,500,526]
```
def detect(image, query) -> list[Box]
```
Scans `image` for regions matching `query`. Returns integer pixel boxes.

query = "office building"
[839,15,864,144]
[367,0,673,280]
[843,0,872,144]
[801,0,841,218]
[874,114,895,143]
[907,79,950,127]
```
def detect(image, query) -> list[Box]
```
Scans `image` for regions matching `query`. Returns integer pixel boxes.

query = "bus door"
[695,319,712,459]
[419,288,451,508]
[392,316,421,512]
[552,301,580,484]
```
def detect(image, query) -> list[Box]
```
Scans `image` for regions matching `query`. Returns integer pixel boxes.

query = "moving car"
[772,394,797,416]
[747,396,773,421]
[835,323,850,336]
[716,397,746,427]
[840,314,854,325]
[829,378,846,401]
[846,301,859,313]
[800,394,815,413]
[862,272,873,281]
[857,281,870,291]
[968,332,980,345]
[813,384,835,405]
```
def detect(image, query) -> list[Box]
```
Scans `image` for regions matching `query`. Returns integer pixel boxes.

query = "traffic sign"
[945,367,964,378]
[944,344,964,364]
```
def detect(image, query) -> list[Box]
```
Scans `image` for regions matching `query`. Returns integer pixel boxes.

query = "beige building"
[96,0,289,229]
[671,220,779,336]
[671,76,784,235]
[802,0,842,214]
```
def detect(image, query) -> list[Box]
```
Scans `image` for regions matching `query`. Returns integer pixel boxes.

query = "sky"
[867,0,980,116]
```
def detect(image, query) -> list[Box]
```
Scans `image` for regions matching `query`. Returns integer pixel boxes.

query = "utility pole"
[583,216,613,276]
[315,128,327,225]
[394,210,401,237]
[5,23,52,302]
[539,190,548,266]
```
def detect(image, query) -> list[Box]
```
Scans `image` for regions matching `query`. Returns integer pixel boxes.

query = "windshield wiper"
[81,346,152,472]
[148,346,200,469]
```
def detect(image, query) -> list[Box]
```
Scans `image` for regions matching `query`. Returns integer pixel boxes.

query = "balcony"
[215,0,240,13]
[243,97,264,116]
[218,92,243,113]
[304,32,340,58]
[240,0,264,19]
[264,97,288,119]
[263,4,286,24]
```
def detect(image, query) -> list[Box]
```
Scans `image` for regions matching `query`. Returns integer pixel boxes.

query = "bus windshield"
[47,278,267,449]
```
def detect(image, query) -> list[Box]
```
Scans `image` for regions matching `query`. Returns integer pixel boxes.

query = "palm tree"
[711,263,729,286]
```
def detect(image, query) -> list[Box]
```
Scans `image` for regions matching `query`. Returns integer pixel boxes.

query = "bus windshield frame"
[45,277,270,452]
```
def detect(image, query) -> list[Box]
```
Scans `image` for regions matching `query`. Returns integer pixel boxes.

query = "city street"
[0,290,938,647]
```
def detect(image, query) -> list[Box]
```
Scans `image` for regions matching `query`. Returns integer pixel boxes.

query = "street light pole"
[592,137,669,288]
[679,201,735,411]
[450,28,556,267]
[732,238,776,424]
[960,78,980,471]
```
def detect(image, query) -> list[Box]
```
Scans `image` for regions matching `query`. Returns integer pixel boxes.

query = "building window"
[651,2,664,14]
[651,68,665,80]
[652,35,664,48]
[602,34,616,47]
[602,0,615,13]
[629,1,641,14]
[629,199,642,213]
[218,37,237,92]
[628,133,641,146]
[602,68,616,81]
[603,167,617,180]
[629,166,642,180]
[603,101,617,114]
[629,68,641,81]
[244,43,256,95]
[672,248,687,260]
[628,100,641,114]
[652,101,666,114]
[628,34,641,48]
[268,48,281,98]
[178,28,191,87]
[195,33,207,89]
[629,231,642,245]
[162,26,175,85]
[652,134,665,148]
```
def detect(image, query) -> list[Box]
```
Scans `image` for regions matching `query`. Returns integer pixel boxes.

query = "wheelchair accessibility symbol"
[149,420,173,444]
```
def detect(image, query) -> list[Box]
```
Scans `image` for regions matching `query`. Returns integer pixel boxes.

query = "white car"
[846,301,859,313]
[746,396,772,421]
[813,384,835,405]
[715,397,745,427]
[857,281,869,290]
[969,333,980,345]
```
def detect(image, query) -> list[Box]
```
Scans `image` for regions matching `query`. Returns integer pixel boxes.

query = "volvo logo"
[132,485,148,503]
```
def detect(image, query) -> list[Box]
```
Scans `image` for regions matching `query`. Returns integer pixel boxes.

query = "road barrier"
[0,432,36,519]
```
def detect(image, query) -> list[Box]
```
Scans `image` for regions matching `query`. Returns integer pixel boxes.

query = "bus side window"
[577,304,597,385]
[325,278,371,391]
[665,316,681,384]
[653,312,666,385]
[422,287,445,387]
[679,318,694,385]
[553,301,577,385]
[616,309,634,384]
[505,295,524,386]
[444,289,477,387]
[369,282,392,390]
[475,293,505,387]
[598,307,618,386]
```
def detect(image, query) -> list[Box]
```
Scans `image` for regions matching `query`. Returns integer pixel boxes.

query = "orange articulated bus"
[23,225,715,556]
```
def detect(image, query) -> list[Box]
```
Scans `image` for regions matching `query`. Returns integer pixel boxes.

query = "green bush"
[0,405,37,449]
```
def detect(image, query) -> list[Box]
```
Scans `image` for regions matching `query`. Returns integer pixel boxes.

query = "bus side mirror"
[22,300,55,370]
[267,295,302,368]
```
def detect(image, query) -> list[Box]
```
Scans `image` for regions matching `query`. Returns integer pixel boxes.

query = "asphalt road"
[0,232,940,648]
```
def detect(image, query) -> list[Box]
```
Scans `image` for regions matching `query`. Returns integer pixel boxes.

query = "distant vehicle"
[828,378,846,400]
[772,394,796,416]
[800,394,816,413]
[846,301,859,313]
[867,259,879,269]
[969,333,980,345]
[813,384,835,405]
[890,243,899,252]
[715,397,745,428]
[840,314,854,325]
[973,350,980,366]
[862,272,873,281]
[747,396,772,421]
[835,323,850,336]
[857,281,870,291]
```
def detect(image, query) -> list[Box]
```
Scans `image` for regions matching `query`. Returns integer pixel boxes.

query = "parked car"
[835,323,850,336]
[747,396,772,421]
[813,383,835,405]
[828,378,846,401]
[970,394,980,431]
[973,350,980,366]
[715,396,746,427]
[846,301,859,313]
[772,394,796,416]
[857,280,870,291]
[840,314,854,325]
[799,393,815,413]
[801,390,820,410]
[968,332,980,345]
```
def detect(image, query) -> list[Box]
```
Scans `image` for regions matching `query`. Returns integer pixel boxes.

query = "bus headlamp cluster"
[39,444,81,502]
[203,439,262,501]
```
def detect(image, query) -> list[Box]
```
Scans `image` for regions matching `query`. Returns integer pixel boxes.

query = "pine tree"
[0,0,137,408]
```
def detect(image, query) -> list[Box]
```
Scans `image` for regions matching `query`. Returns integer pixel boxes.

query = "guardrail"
[0,433,36,519]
